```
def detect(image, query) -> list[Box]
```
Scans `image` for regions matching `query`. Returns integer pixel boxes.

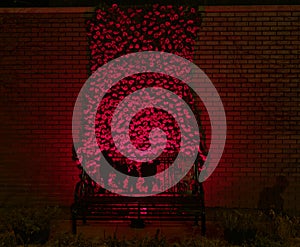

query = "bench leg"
[82,210,86,224]
[72,213,77,235]
[194,214,199,226]
[199,183,206,236]
[201,211,206,236]
[82,202,87,224]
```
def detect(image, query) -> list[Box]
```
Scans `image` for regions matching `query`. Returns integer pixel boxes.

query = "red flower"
[160,5,166,11]
[153,3,159,9]
[88,4,201,153]
[159,23,165,29]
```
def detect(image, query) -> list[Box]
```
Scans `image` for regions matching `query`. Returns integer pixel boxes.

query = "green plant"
[47,232,99,247]
[255,210,298,244]
[172,237,228,247]
[4,205,60,246]
[104,234,130,247]
[103,229,166,247]
[136,229,166,247]
[249,235,290,247]
[0,232,16,247]
[220,210,257,245]
[291,216,300,238]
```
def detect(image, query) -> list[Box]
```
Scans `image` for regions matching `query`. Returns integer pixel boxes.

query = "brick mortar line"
[205,5,300,12]
[0,5,300,13]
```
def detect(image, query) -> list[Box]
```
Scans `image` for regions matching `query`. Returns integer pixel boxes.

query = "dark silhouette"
[258,176,289,214]
[100,150,113,189]
[141,160,159,192]
[113,161,129,189]
[72,144,78,162]
[101,151,129,189]
[127,165,139,193]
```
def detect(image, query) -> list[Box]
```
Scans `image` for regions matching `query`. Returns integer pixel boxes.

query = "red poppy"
[87,4,201,155]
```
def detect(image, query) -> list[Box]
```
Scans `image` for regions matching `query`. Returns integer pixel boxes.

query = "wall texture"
[0,6,299,214]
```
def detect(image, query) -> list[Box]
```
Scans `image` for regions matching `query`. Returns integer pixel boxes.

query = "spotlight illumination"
[86,4,203,159]
[75,4,212,194]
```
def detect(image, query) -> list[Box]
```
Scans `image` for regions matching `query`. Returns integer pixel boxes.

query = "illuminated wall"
[0,6,299,214]
[79,4,206,193]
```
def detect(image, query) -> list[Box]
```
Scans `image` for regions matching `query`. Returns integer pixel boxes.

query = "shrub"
[103,229,166,247]
[4,205,60,246]
[255,210,298,244]
[172,237,228,247]
[250,235,290,247]
[0,232,16,247]
[220,209,257,245]
[47,232,98,247]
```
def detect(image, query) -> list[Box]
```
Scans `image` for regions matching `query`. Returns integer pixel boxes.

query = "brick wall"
[195,6,300,214]
[0,8,90,206]
[0,6,299,214]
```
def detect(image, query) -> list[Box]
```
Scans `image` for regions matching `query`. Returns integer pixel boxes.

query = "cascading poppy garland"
[87,4,202,71]
[83,4,205,180]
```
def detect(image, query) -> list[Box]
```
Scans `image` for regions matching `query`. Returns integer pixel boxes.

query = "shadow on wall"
[258,176,289,214]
